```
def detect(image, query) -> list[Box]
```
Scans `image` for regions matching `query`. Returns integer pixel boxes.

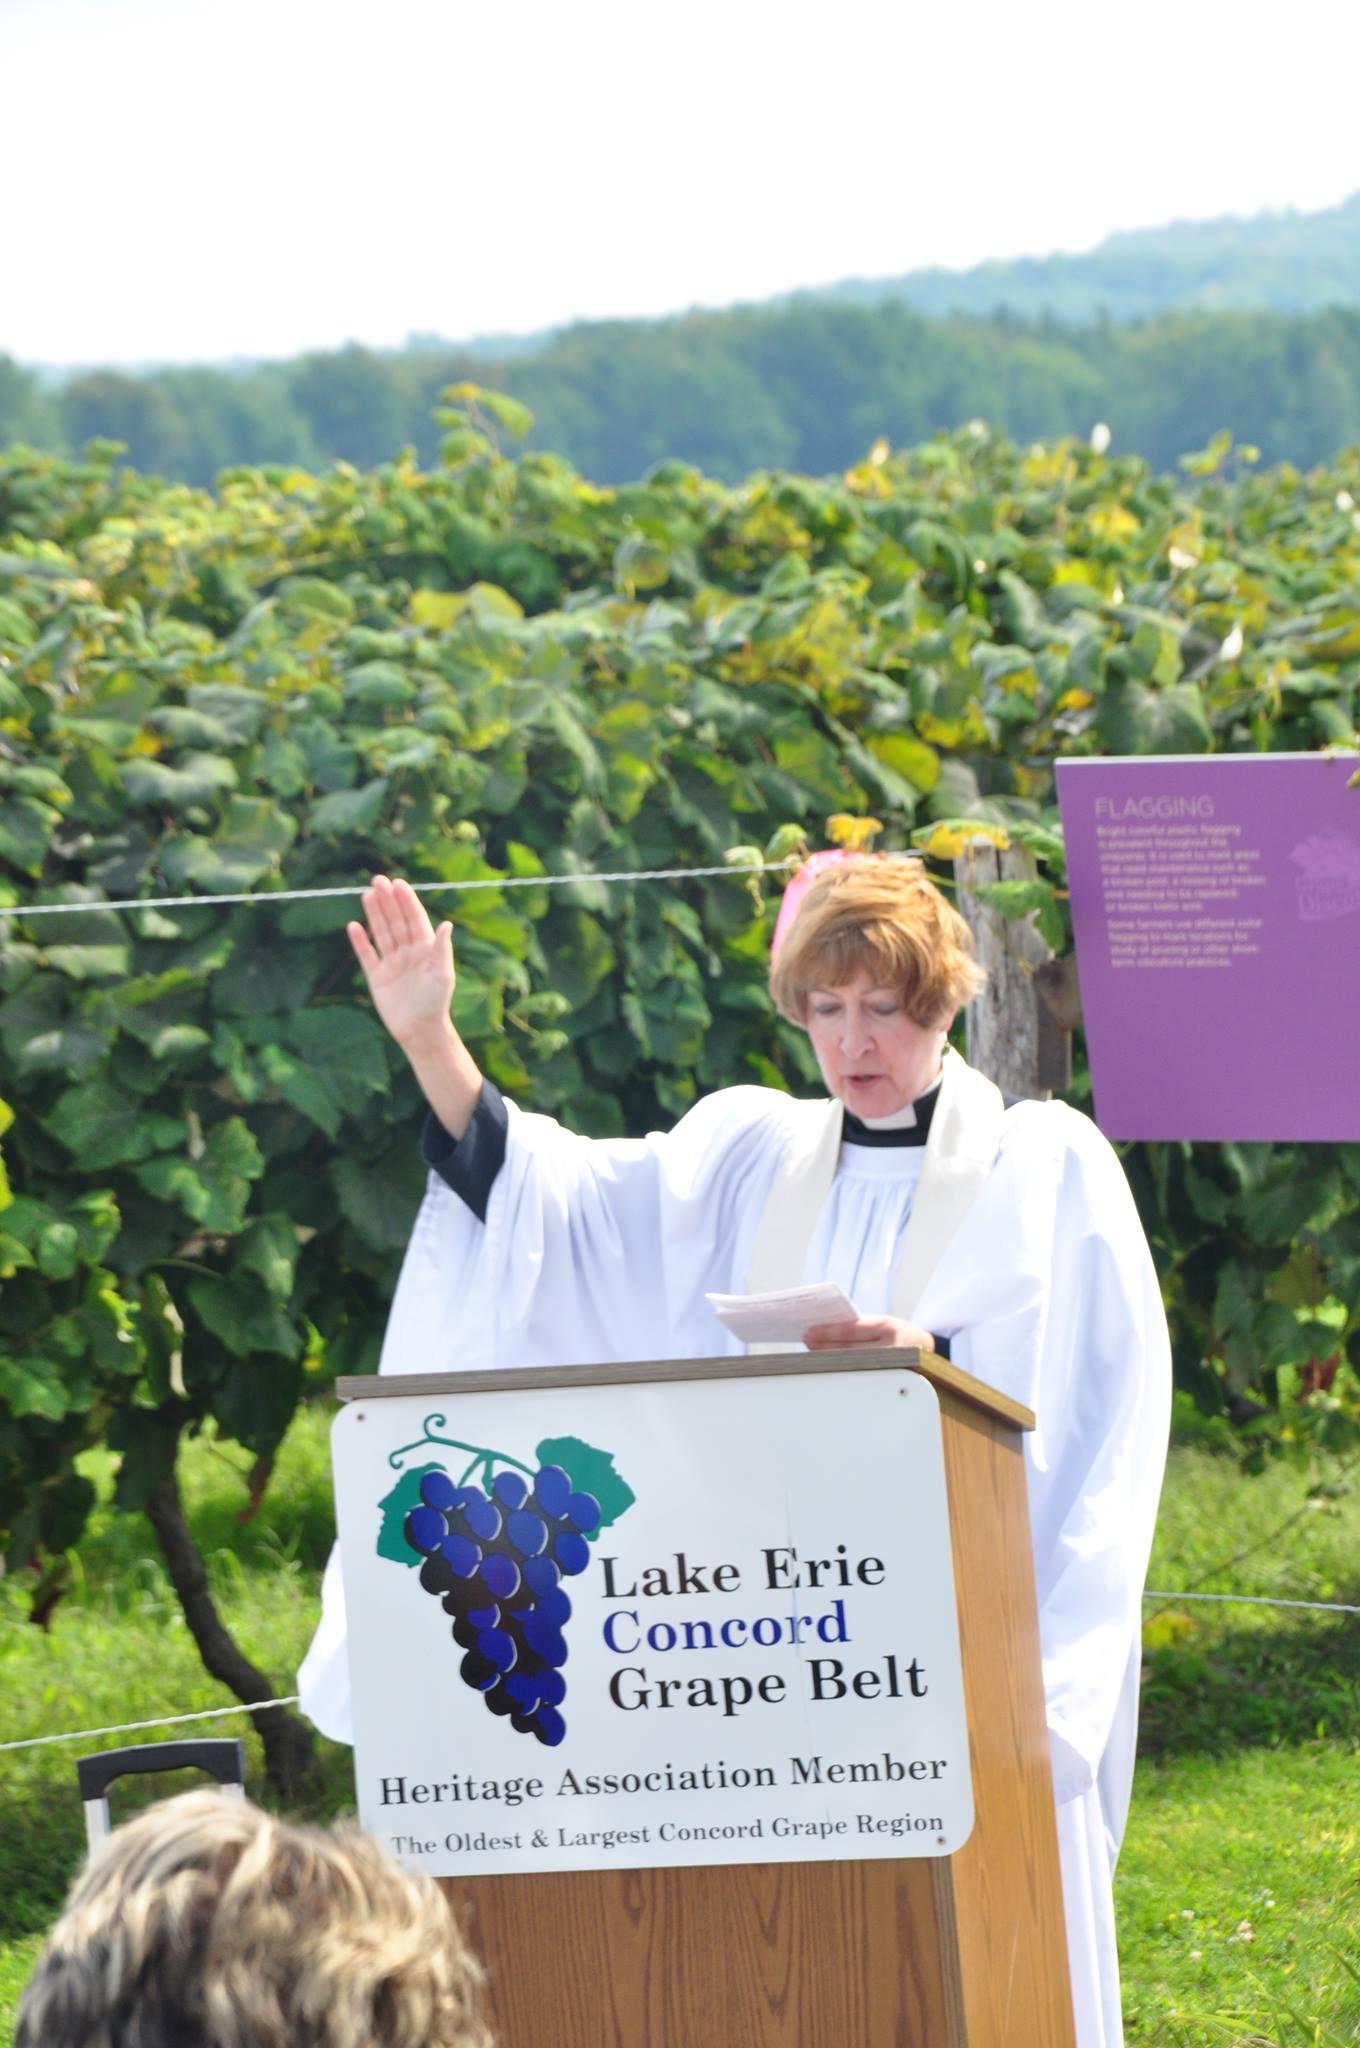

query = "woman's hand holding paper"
[803,1316,936,1352]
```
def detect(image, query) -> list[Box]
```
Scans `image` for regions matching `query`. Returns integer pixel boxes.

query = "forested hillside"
[817,190,1360,321]
[4,299,1360,492]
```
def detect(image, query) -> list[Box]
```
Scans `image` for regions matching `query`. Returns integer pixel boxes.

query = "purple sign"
[1056,754,1360,1141]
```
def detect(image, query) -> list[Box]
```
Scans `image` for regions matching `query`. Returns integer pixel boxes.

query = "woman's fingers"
[390,875,435,945]
[805,1317,917,1350]
[362,875,402,957]
[347,919,380,980]
[361,875,440,960]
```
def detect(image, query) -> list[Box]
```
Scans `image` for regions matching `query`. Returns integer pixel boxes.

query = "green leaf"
[343,661,417,713]
[0,1358,68,1421]
[540,910,615,1008]
[185,684,265,743]
[1,980,114,1075]
[0,795,61,873]
[1241,1174,1335,1247]
[1096,677,1212,755]
[445,382,534,439]
[238,1214,299,1299]
[42,942,131,982]
[37,1472,97,1552]
[159,797,297,892]
[187,1273,302,1359]
[209,1352,304,1455]
[119,753,238,809]
[310,777,390,836]
[974,878,1054,922]
[276,576,356,624]
[259,1044,342,1138]
[145,706,239,749]
[1252,1301,1312,1370]
[132,1118,262,1232]
[0,595,37,647]
[1183,1162,1233,1226]
[331,1151,424,1253]
[1128,620,1183,688]
[36,1220,80,1279]
[148,1024,212,1062]
[47,1079,183,1168]
[286,1008,389,1109]
[1213,1258,1257,1392]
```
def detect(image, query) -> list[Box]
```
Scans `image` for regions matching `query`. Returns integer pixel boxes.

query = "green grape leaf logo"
[374,1413,635,1748]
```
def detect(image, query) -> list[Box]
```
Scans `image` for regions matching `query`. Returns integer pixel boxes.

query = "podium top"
[335,1347,1035,1432]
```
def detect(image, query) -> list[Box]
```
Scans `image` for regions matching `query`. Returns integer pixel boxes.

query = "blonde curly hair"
[769,854,985,1028]
[16,1789,495,2048]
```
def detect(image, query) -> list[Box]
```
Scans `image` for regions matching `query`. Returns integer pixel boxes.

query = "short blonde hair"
[769,854,985,1027]
[16,1790,494,2048]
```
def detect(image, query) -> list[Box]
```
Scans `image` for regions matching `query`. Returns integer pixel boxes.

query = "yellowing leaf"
[1023,447,1077,488]
[826,813,884,850]
[1088,503,1140,541]
[412,583,525,629]
[1143,1610,1196,1651]
[914,821,1010,861]
[1057,688,1095,711]
[410,589,463,630]
[842,461,892,499]
[917,702,990,748]
[867,731,940,792]
[1051,559,1102,588]
[916,713,963,748]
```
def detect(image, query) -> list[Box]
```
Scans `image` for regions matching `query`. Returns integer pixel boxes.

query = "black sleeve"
[420,1078,509,1223]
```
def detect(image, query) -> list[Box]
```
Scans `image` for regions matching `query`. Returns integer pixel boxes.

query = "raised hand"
[348,875,456,1052]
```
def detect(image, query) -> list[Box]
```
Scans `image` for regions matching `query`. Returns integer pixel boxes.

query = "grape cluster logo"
[376,1414,634,1748]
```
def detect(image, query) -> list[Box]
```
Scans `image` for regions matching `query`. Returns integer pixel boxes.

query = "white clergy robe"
[299,1051,1170,2048]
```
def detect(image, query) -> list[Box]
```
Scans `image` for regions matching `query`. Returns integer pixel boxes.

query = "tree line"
[4,298,1360,490]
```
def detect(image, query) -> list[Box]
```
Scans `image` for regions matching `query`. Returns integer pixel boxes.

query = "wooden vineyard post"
[953,836,1079,1101]
[334,1353,1076,2047]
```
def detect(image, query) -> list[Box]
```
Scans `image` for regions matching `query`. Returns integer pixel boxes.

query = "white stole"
[743,1049,1006,1348]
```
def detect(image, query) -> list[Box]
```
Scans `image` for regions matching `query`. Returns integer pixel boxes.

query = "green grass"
[1121,1430,1360,2045]
[2,1410,1358,2045]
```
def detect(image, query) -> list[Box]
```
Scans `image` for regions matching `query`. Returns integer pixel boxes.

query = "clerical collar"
[841,1077,942,1149]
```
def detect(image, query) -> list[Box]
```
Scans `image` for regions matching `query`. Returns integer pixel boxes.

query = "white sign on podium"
[332,1368,973,1879]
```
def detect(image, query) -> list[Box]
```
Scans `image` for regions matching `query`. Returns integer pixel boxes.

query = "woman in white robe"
[300,859,1171,2048]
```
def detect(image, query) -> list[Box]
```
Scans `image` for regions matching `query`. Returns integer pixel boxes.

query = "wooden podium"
[337,1350,1074,2047]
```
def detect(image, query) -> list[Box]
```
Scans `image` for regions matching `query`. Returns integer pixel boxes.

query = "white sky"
[4,0,1358,367]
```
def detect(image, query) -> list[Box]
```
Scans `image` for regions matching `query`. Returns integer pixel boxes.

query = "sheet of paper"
[705,1282,859,1346]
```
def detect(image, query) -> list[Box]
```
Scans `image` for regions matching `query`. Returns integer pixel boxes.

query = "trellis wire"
[0,1697,301,1755]
[2,858,802,921]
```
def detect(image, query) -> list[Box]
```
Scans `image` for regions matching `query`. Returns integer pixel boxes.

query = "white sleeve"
[915,1107,1171,1825]
[1030,1117,1170,1817]
[379,1085,793,1375]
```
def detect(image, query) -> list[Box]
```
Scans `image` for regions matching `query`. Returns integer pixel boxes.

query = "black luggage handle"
[77,1739,246,1847]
